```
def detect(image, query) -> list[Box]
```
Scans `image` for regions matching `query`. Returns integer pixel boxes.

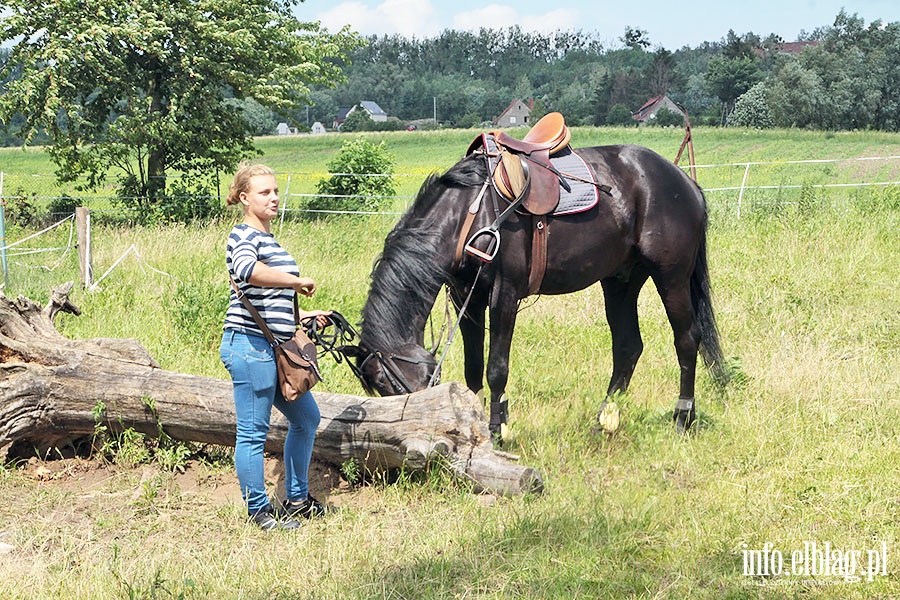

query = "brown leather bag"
[230,277,322,401]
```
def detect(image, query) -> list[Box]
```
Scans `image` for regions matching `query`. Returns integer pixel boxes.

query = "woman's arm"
[246,261,317,297]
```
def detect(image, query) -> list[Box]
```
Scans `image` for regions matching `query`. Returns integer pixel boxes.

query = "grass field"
[0,127,899,598]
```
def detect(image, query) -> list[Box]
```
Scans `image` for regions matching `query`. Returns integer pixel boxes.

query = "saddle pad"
[470,133,600,216]
[549,147,600,216]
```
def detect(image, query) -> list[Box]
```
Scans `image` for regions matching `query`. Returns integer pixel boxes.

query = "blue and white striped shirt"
[224,223,299,342]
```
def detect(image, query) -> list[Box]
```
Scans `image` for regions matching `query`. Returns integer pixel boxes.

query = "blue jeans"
[220,330,321,514]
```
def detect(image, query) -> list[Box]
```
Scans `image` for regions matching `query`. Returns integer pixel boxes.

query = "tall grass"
[0,128,899,598]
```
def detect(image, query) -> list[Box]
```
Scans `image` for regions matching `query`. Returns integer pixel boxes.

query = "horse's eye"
[373,372,387,390]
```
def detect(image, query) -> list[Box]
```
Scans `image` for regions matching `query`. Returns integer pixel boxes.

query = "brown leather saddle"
[466,112,572,214]
[459,112,576,295]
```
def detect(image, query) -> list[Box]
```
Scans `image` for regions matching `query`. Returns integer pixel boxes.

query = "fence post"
[76,207,92,289]
[280,173,292,227]
[737,163,751,219]
[0,172,6,289]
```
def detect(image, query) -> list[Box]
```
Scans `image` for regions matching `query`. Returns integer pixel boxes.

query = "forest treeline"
[295,9,899,133]
[1,8,898,152]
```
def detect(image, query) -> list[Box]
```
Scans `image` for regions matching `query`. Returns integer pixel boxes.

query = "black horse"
[343,143,728,439]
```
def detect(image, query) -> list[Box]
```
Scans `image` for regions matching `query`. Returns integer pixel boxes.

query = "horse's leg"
[595,272,649,432]
[458,301,486,397]
[654,279,700,433]
[485,285,519,443]
[600,271,649,395]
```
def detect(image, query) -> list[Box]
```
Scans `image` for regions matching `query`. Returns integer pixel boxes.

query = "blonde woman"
[220,163,331,530]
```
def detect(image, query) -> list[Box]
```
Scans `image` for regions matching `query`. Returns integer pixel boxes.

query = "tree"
[705,56,763,123]
[339,106,374,132]
[645,48,676,96]
[606,104,635,126]
[621,26,651,51]
[0,0,359,212]
[726,82,774,128]
[592,72,613,125]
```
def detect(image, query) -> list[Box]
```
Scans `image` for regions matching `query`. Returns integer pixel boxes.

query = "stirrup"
[464,228,501,263]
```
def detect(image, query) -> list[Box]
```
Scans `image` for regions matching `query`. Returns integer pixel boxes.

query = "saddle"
[461,113,575,295]
[466,112,572,215]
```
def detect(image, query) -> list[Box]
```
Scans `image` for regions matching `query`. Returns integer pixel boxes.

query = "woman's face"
[240,174,279,223]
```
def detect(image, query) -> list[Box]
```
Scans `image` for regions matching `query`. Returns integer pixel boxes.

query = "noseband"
[346,348,438,396]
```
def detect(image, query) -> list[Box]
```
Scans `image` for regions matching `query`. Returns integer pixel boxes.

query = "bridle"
[310,311,438,396]
[351,349,437,396]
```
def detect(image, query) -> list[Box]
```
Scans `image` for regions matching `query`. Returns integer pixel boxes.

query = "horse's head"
[340,343,439,397]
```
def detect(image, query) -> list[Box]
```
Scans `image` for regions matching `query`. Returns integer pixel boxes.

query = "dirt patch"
[19,455,355,510]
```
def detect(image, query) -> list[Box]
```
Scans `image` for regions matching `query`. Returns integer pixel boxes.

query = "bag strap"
[229,275,299,347]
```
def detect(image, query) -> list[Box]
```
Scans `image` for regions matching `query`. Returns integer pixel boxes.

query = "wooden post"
[0,172,7,289]
[75,207,92,289]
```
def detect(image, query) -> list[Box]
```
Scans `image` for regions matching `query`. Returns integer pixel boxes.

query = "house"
[632,96,686,125]
[494,99,534,128]
[310,121,327,135]
[275,122,298,135]
[332,107,352,130]
[357,101,388,122]
[755,40,820,57]
[332,101,389,130]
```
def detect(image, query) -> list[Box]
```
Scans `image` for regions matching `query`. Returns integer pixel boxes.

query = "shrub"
[311,138,396,213]
[727,83,774,129]
[606,104,636,126]
[649,107,686,127]
[47,194,80,221]
[4,187,40,226]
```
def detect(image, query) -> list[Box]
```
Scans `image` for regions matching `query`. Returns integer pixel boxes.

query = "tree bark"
[0,284,542,497]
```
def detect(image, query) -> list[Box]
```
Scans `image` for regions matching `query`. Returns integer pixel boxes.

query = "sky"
[295,0,900,50]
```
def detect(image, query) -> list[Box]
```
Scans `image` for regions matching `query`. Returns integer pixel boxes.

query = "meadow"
[0,126,899,598]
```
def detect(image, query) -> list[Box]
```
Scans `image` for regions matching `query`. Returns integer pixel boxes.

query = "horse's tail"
[691,228,730,387]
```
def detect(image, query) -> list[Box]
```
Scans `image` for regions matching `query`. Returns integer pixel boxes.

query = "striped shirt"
[224,223,299,342]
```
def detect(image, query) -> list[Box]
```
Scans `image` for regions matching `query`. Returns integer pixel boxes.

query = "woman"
[220,163,331,530]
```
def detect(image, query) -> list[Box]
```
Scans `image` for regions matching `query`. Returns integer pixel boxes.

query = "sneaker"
[250,504,302,531]
[281,495,328,520]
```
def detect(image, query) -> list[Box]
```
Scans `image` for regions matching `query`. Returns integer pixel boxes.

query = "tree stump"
[0,283,543,496]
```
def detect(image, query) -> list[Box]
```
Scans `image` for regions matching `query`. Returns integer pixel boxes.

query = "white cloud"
[316,0,440,37]
[453,4,579,34]
[521,9,579,34]
[452,5,518,30]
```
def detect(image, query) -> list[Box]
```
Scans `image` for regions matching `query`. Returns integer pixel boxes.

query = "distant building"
[311,121,327,135]
[494,99,534,128]
[755,40,821,57]
[276,122,298,135]
[632,96,686,125]
[333,101,389,130]
[357,101,388,122]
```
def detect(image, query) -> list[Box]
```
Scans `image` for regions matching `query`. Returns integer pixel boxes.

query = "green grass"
[1,127,899,598]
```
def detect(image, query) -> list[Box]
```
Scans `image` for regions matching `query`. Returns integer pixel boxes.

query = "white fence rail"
[0,155,898,290]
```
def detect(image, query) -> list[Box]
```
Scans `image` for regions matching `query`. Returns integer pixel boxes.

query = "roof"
[632,95,685,122]
[335,107,352,122]
[633,96,664,120]
[496,98,535,119]
[774,40,820,54]
[359,101,387,117]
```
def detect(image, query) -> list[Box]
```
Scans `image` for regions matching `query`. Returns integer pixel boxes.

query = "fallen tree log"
[0,283,542,496]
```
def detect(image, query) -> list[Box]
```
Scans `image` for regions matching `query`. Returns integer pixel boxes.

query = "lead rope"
[427,262,485,388]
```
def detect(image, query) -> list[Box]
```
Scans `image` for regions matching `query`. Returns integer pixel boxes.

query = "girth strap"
[527,215,548,295]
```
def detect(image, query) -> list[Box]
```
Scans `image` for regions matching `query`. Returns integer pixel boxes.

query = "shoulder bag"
[229,277,322,401]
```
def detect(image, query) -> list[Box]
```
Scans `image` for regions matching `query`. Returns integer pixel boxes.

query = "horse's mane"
[359,155,486,350]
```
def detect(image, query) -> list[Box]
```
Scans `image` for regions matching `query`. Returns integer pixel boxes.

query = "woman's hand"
[300,309,332,329]
[293,276,317,297]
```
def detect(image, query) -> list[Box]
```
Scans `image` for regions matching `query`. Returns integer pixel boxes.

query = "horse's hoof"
[489,423,508,447]
[673,397,696,433]
[596,401,621,434]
